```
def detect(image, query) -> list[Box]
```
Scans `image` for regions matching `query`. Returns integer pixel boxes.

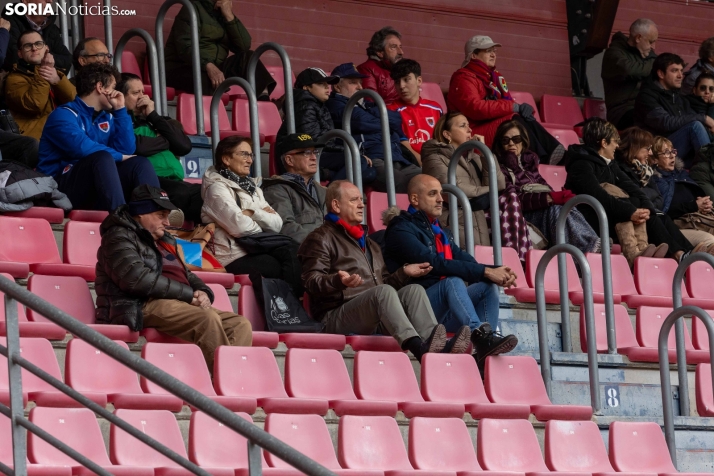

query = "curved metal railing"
[246,43,294,134]
[58,0,70,51]
[315,130,361,185]
[114,29,163,115]
[442,184,475,257]
[103,0,113,54]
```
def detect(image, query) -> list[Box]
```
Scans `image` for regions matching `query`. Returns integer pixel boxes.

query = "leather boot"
[633,222,650,254]
[615,222,652,267]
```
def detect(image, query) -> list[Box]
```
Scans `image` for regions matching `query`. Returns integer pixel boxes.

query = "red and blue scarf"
[467,58,513,101]
[408,206,452,261]
[325,213,365,250]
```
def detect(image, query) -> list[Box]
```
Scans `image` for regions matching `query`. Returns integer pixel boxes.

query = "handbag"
[168,223,227,273]
[236,231,298,254]
[250,273,324,333]
[0,109,21,134]
[674,212,714,235]
[600,182,630,199]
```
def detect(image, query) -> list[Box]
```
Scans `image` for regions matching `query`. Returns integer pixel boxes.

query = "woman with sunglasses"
[685,72,714,142]
[492,120,600,255]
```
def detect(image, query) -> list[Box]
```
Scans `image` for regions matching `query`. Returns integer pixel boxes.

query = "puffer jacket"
[683,59,714,94]
[262,175,326,244]
[277,89,340,151]
[1,14,72,72]
[634,77,707,136]
[651,158,703,218]
[201,166,283,265]
[298,220,409,320]
[421,139,505,246]
[356,57,399,105]
[690,144,714,202]
[95,207,213,331]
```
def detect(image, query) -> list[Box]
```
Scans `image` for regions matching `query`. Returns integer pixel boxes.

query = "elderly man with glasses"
[71,37,113,74]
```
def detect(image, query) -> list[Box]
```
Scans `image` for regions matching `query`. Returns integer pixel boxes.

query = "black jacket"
[132,110,193,157]
[95,207,213,330]
[277,89,340,151]
[1,14,72,72]
[634,78,707,136]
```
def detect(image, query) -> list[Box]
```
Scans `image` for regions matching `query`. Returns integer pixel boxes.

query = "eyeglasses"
[500,135,523,146]
[698,85,714,93]
[21,41,45,51]
[82,52,113,61]
[292,149,321,157]
[657,148,678,157]
[233,151,255,159]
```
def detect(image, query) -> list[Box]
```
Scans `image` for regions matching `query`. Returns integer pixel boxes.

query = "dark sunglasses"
[501,135,524,146]
[698,85,714,93]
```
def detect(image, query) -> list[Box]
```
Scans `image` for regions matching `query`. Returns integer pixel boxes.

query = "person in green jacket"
[601,18,658,130]
[163,0,275,97]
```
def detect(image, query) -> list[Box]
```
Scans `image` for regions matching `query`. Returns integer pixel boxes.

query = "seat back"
[635,306,695,350]
[0,412,11,463]
[634,257,688,298]
[176,94,231,135]
[485,355,551,405]
[608,421,677,472]
[525,249,582,292]
[696,363,714,417]
[266,65,296,100]
[544,420,613,472]
[353,351,424,403]
[63,220,102,266]
[28,407,112,466]
[232,99,282,136]
[120,50,143,77]
[206,283,233,312]
[420,353,489,404]
[189,411,266,468]
[264,413,341,469]
[545,127,581,148]
[692,313,714,351]
[537,164,566,192]
[110,409,185,468]
[474,245,525,288]
[238,284,266,331]
[27,275,95,325]
[409,416,481,471]
[580,303,639,353]
[418,82,447,112]
[0,216,61,265]
[285,348,357,400]
[586,252,638,296]
[583,98,607,120]
[477,418,549,472]
[510,91,542,122]
[539,94,584,127]
[214,346,287,398]
[367,191,410,233]
[0,337,63,394]
[0,272,28,324]
[65,339,139,394]
[686,260,714,299]
[140,343,216,396]
[338,415,413,470]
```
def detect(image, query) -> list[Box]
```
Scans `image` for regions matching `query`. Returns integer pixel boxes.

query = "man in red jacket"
[357,26,403,105]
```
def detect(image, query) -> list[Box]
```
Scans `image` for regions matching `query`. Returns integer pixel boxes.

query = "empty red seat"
[628,257,713,309]
[346,335,403,352]
[540,94,585,129]
[692,314,712,351]
[485,356,593,421]
[4,207,64,224]
[570,253,636,306]
[545,127,581,148]
[27,275,138,342]
[580,303,640,355]
[628,306,706,364]
[285,348,397,416]
[191,271,236,289]
[266,64,296,101]
[237,284,281,348]
[367,191,410,233]
[408,416,482,474]
[177,93,265,143]
[1,411,72,476]
[120,50,142,76]
[696,363,714,417]
[0,216,61,278]
[67,210,109,222]
[58,220,101,280]
[65,338,182,411]
[510,91,542,122]
[0,273,65,339]
[583,98,607,120]
[354,351,464,418]
[141,342,257,413]
[28,406,153,475]
[686,260,714,302]
[279,332,346,350]
[538,164,566,192]
[214,346,327,414]
[506,249,582,304]
[141,58,175,101]
[418,82,447,113]
[420,353,529,419]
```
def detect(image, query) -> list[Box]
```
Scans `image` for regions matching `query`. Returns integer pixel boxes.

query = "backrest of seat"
[285,348,357,400]
[525,249,582,292]
[420,353,489,404]
[367,191,410,233]
[484,355,551,405]
[266,65,296,100]
[120,50,143,77]
[540,94,584,126]
[202,96,231,133]
[207,283,233,313]
[474,246,525,288]
[537,164,566,192]
[238,284,266,331]
[634,257,688,298]
[477,418,549,472]
[353,351,424,403]
[232,99,283,136]
[338,415,413,470]
[608,421,677,472]
[176,94,231,135]
[696,363,713,417]
[28,407,111,466]
[686,260,714,299]
[110,409,185,467]
[214,346,286,398]
[0,273,28,323]
[27,275,95,325]
[264,413,341,469]
[544,420,613,472]
[580,303,639,353]
[418,82,447,113]
[189,411,266,468]
[586,252,638,296]
[692,314,713,351]
[65,339,139,394]
[0,337,62,394]
[409,416,480,471]
[0,412,11,463]
[0,216,61,265]
[510,91,542,122]
[635,306,695,350]
[140,343,216,395]
[63,220,102,266]
[583,98,607,120]
[545,127,581,148]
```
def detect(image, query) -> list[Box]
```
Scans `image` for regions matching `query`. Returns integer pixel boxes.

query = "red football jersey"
[389,97,443,153]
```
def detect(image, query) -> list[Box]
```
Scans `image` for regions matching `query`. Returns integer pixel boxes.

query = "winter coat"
[37,96,136,178]
[601,32,657,127]
[690,145,714,202]
[683,59,714,94]
[298,220,409,320]
[200,166,283,265]
[262,175,326,244]
[277,88,340,152]
[651,158,702,219]
[447,60,515,147]
[356,58,399,105]
[634,78,707,136]
[1,14,72,72]
[0,28,9,69]
[132,110,192,181]
[0,160,71,212]
[496,150,553,212]
[4,60,76,140]
[614,155,663,210]
[95,206,213,331]
[421,139,505,246]
[164,0,251,72]
[684,94,714,141]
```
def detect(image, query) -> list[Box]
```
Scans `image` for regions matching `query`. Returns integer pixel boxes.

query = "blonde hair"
[651,136,673,164]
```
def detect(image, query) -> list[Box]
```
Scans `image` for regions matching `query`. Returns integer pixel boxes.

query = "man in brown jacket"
[5,30,76,140]
[298,180,472,361]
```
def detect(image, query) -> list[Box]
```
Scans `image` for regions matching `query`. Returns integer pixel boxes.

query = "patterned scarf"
[408,206,452,261]
[219,168,256,196]
[630,159,655,187]
[325,212,365,250]
[467,58,513,101]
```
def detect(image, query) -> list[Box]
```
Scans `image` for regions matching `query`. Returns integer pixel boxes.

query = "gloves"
[517,103,536,121]
[550,190,576,205]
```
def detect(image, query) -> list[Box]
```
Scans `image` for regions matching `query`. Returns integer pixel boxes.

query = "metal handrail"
[211,78,261,177]
[343,90,392,202]
[156,0,204,134]
[103,0,113,54]
[442,184,474,257]
[246,43,294,134]
[0,275,336,476]
[555,195,616,354]
[69,0,81,50]
[447,140,501,262]
[659,306,714,468]
[114,29,164,115]
[58,0,70,51]
[316,130,360,184]
[535,243,601,412]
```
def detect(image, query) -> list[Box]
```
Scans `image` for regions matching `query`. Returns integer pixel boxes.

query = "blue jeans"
[424,276,500,332]
[668,122,711,165]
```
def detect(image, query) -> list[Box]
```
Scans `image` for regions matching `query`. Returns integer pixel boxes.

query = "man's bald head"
[407,174,440,197]
[407,174,444,220]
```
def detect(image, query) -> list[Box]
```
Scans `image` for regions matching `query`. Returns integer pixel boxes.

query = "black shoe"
[420,324,447,356]
[442,325,471,354]
[471,323,518,365]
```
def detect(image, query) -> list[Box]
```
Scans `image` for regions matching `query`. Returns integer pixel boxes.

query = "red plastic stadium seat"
[583,98,607,120]
[354,351,465,418]
[141,58,176,101]
[408,417,482,473]
[628,306,707,364]
[237,284,280,348]
[626,257,714,309]
[0,273,65,339]
[141,342,257,413]
[346,335,403,352]
[538,164,566,192]
[692,314,714,351]
[0,216,62,278]
[474,245,526,294]
[65,339,182,411]
[510,91,542,122]
[27,275,138,342]
[539,94,585,129]
[545,127,581,148]
[266,65,296,101]
[235,274,252,285]
[696,363,714,417]
[279,332,346,350]
[120,50,142,76]
[177,93,265,143]
[233,99,283,171]
[4,207,64,223]
[570,253,631,306]
[418,82,447,113]
[68,210,109,222]
[420,353,530,419]
[214,346,327,414]
[686,260,714,302]
[63,220,101,268]
[285,348,397,416]
[1,412,73,476]
[579,303,640,355]
[28,406,153,475]
[506,249,581,304]
[367,191,410,233]
[485,356,593,421]
[191,270,235,288]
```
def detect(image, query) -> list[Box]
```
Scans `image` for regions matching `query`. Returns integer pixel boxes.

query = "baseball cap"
[275,133,325,160]
[294,67,339,89]
[462,35,502,67]
[128,184,178,215]
[331,63,369,79]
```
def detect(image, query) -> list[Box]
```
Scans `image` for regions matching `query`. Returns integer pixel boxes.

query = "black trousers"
[615,110,636,131]
[513,114,562,162]
[645,213,693,255]
[158,177,203,224]
[225,242,304,297]
[0,131,39,169]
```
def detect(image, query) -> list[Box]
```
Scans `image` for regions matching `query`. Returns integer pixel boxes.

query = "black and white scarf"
[219,168,256,196]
